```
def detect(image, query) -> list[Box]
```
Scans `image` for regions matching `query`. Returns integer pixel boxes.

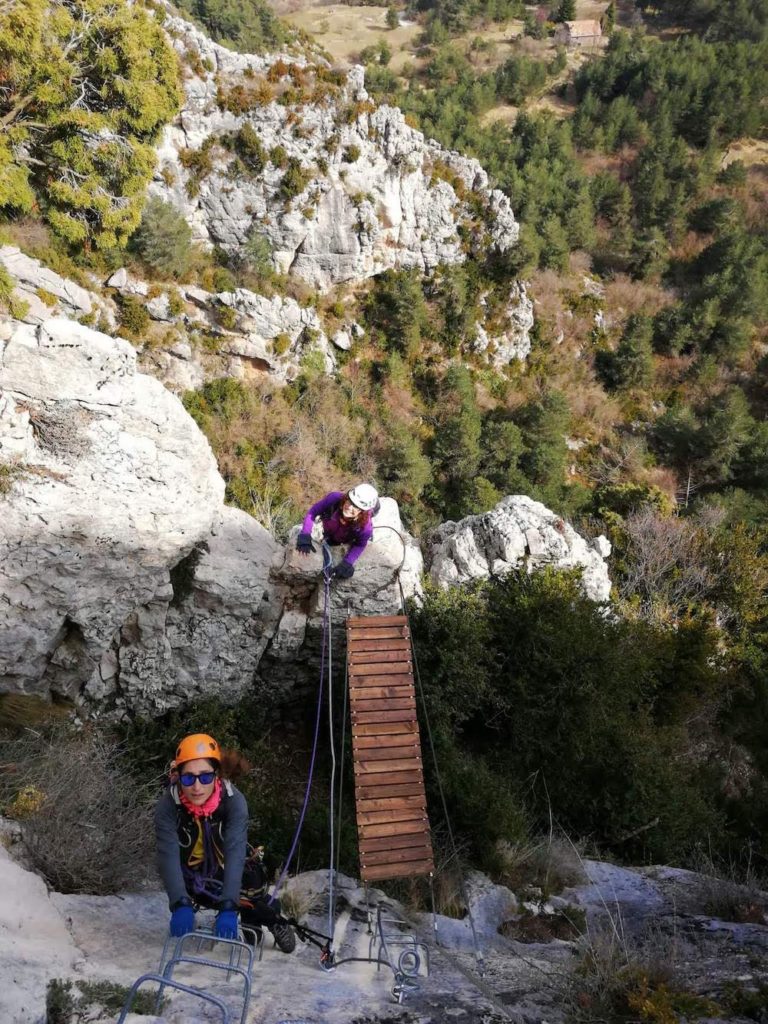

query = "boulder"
[0,246,94,317]
[0,318,224,700]
[106,507,284,714]
[106,267,149,296]
[426,495,612,603]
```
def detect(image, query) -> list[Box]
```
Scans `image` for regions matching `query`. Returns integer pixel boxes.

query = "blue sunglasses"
[179,770,217,787]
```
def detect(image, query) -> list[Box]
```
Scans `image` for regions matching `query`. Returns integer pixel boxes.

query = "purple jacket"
[302,491,374,565]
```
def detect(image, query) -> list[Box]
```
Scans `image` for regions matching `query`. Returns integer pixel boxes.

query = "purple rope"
[269,547,333,904]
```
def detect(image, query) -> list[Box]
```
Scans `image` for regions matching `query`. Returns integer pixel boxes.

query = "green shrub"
[233,123,266,172]
[280,158,311,200]
[272,332,292,355]
[243,229,274,275]
[46,979,75,1024]
[131,197,192,278]
[118,295,150,338]
[342,144,361,163]
[217,304,239,329]
[269,144,288,169]
[173,0,286,53]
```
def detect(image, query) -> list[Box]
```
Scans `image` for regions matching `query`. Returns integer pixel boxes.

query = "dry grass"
[282,4,421,67]
[0,729,155,894]
[601,275,675,323]
[491,834,588,896]
[721,138,768,170]
[279,884,324,922]
[686,849,768,925]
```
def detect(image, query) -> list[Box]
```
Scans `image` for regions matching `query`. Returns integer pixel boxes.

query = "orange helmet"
[174,733,221,768]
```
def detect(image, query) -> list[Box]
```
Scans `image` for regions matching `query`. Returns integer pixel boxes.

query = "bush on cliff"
[131,197,193,279]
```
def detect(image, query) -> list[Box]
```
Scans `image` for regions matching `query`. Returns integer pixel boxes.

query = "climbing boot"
[270,917,296,954]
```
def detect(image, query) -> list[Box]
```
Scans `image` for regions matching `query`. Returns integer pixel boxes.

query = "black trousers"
[188,865,282,931]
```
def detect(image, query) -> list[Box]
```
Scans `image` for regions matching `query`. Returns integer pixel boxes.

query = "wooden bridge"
[345,615,434,883]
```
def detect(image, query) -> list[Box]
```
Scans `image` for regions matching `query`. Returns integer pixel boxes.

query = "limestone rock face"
[107,507,283,715]
[152,17,519,292]
[0,246,114,328]
[473,282,535,366]
[0,318,224,700]
[426,495,612,603]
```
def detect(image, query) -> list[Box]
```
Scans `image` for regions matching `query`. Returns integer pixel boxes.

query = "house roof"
[564,19,603,36]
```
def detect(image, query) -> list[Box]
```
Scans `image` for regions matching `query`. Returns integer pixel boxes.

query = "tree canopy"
[0,0,181,248]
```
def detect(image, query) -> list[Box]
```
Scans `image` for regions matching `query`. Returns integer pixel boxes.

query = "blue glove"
[169,904,195,937]
[296,531,315,554]
[215,909,239,939]
[333,559,354,579]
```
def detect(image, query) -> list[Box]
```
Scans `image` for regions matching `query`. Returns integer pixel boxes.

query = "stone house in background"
[555,19,603,47]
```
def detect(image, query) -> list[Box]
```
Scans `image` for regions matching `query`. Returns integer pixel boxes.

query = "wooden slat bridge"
[346,614,435,883]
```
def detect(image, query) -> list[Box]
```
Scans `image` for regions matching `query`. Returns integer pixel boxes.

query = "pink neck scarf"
[179,779,222,818]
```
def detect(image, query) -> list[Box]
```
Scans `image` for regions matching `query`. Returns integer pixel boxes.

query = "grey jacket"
[154,781,249,908]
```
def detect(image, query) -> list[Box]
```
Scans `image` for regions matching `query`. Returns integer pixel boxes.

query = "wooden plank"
[361,844,433,867]
[358,819,427,839]
[351,700,415,715]
[354,757,422,775]
[351,710,415,725]
[356,776,424,798]
[347,615,407,628]
[357,784,426,804]
[346,628,409,641]
[349,674,415,689]
[352,745,420,763]
[348,636,409,646]
[349,683,414,699]
[357,808,427,827]
[360,832,432,854]
[349,650,413,666]
[362,859,434,882]
[354,732,420,750]
[357,795,426,813]
[349,661,412,677]
[353,721,418,737]
[348,618,409,626]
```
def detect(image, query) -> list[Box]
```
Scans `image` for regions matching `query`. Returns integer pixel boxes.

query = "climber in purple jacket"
[296,484,379,579]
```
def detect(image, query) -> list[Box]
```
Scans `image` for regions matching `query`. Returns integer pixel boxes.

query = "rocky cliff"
[154,18,519,292]
[0,318,610,716]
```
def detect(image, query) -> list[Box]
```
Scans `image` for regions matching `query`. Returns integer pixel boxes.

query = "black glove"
[296,531,315,554]
[333,560,355,579]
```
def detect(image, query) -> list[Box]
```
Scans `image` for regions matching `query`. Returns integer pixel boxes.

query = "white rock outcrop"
[0,246,114,328]
[152,17,519,291]
[426,495,612,602]
[108,507,284,715]
[0,318,225,700]
[217,288,336,379]
[473,281,535,366]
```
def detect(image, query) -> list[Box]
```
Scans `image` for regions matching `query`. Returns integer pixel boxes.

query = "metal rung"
[116,973,230,1023]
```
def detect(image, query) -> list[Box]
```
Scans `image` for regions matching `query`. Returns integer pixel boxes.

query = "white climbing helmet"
[347,483,378,512]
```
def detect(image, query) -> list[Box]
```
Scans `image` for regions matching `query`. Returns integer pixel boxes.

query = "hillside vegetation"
[1,0,767,890]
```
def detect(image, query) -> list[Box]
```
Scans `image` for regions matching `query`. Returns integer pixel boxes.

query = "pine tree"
[555,0,576,22]
[0,0,182,249]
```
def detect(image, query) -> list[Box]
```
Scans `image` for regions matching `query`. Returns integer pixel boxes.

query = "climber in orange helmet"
[153,732,295,952]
